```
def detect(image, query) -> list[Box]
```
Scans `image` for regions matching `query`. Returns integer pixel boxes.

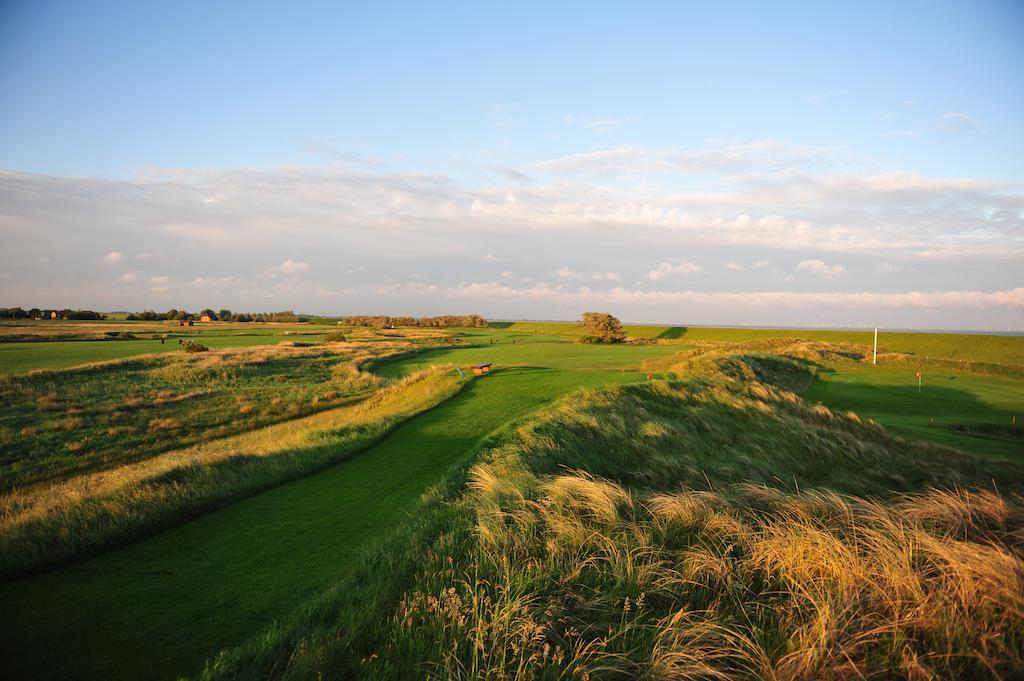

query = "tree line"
[0,307,299,323]
[341,314,488,328]
[126,309,299,323]
[0,307,104,320]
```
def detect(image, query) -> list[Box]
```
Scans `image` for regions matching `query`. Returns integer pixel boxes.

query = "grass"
[0,344,387,487]
[197,344,1024,681]
[0,334,294,374]
[805,362,1024,461]
[0,367,643,681]
[3,325,1023,680]
[374,339,687,377]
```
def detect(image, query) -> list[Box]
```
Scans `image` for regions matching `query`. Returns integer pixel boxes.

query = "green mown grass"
[803,362,1023,462]
[373,339,686,377]
[0,367,643,681]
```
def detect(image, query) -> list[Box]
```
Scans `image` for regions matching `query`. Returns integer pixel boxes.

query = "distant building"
[199,315,212,322]
[179,319,194,327]
[471,363,492,375]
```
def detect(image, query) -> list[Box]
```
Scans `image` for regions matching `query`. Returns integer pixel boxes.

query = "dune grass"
[198,344,1024,681]
[0,367,642,681]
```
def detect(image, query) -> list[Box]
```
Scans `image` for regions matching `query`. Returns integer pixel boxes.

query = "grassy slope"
[0,367,642,681]
[804,363,1023,461]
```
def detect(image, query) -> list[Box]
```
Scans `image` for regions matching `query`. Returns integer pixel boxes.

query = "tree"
[218,309,232,322]
[577,311,626,344]
[165,309,179,321]
[199,309,217,321]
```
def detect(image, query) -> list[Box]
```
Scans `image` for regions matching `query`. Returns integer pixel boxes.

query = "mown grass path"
[1,367,641,681]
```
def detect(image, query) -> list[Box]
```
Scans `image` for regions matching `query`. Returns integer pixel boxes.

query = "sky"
[1,1,1022,330]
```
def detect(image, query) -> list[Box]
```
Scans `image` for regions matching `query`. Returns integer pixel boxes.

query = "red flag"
[915,371,921,377]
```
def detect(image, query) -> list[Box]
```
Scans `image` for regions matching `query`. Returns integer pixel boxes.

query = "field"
[2,320,1023,680]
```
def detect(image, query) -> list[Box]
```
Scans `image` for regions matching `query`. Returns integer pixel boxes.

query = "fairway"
[0,366,644,681]
[805,363,1023,461]
[374,337,687,377]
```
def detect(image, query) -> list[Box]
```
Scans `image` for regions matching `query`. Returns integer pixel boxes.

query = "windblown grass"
[200,344,1024,680]
[0,366,464,578]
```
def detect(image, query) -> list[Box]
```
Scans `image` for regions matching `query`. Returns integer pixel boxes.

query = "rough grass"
[0,342,406,488]
[199,344,1024,681]
[0,366,464,578]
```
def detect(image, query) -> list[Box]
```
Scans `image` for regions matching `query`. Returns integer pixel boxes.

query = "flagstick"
[873,327,877,365]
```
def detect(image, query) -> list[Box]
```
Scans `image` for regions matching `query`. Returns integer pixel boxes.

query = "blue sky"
[1,1,1022,329]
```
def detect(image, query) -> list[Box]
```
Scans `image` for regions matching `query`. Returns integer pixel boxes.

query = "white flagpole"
[873,327,877,365]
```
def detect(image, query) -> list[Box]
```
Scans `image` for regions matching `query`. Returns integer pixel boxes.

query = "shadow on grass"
[655,326,688,339]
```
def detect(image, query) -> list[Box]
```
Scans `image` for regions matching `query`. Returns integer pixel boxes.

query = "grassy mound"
[201,344,1024,680]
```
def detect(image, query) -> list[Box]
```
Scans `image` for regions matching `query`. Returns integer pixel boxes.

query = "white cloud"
[530,139,835,176]
[1,144,1020,328]
[117,271,141,283]
[336,279,1024,311]
[192,276,237,286]
[751,260,770,269]
[725,262,743,271]
[148,275,169,285]
[555,266,580,279]
[102,251,124,265]
[483,253,503,262]
[796,259,847,278]
[592,271,621,281]
[941,112,978,132]
[877,263,912,273]
[500,270,513,279]
[267,259,310,275]
[648,260,705,280]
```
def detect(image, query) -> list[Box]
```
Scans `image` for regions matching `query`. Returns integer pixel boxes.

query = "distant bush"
[577,311,626,343]
[182,340,208,353]
[324,330,348,343]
